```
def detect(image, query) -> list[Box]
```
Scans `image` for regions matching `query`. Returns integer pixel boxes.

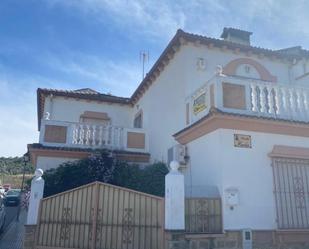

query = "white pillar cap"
[170,161,180,171]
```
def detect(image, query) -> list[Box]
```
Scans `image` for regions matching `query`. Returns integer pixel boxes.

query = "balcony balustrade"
[188,75,309,124]
[39,120,148,152]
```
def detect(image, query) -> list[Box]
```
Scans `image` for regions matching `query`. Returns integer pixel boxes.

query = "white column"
[78,124,84,145]
[267,86,275,115]
[274,87,282,116]
[165,161,185,230]
[27,169,45,225]
[71,124,78,145]
[260,85,267,114]
[85,125,91,145]
[304,91,309,119]
[92,125,97,146]
[289,89,297,118]
[250,84,258,112]
[98,126,103,146]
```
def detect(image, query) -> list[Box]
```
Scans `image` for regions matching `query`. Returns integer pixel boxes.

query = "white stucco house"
[28,28,309,248]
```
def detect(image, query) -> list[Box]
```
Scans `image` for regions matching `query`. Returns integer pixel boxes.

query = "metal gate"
[35,181,164,249]
[272,157,309,229]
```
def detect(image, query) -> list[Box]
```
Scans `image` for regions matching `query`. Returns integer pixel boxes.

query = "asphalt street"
[0,206,18,238]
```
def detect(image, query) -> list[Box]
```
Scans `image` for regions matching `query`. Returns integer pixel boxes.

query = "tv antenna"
[140,50,149,80]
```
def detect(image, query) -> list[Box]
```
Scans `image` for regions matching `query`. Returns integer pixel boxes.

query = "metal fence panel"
[35,181,164,249]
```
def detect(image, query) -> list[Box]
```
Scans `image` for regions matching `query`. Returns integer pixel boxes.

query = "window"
[134,111,143,128]
[272,157,309,229]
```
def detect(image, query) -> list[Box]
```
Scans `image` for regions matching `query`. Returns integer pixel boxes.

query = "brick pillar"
[164,230,187,249]
[23,225,37,249]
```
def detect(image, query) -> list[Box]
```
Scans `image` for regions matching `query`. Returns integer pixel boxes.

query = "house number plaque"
[234,134,252,148]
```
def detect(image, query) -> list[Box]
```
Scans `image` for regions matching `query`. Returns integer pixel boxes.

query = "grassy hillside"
[0,157,34,175]
[0,174,33,188]
[0,157,35,187]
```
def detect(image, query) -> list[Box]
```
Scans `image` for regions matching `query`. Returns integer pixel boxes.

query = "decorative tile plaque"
[234,134,252,148]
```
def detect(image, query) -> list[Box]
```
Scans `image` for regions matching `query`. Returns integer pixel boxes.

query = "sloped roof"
[130,29,309,104]
[37,29,309,129]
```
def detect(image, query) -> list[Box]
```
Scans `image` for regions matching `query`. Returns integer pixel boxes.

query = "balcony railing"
[188,75,309,124]
[39,120,148,152]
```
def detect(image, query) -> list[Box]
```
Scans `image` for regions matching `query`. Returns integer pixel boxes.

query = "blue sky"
[1,0,309,157]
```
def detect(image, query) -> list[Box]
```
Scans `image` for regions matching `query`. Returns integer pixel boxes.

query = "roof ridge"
[180,29,284,54]
[37,88,130,100]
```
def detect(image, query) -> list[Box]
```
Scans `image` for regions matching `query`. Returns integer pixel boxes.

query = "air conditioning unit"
[167,144,188,166]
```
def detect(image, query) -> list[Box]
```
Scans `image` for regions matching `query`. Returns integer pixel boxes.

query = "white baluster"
[98,126,103,147]
[260,85,267,114]
[267,86,275,115]
[289,89,297,118]
[85,125,90,145]
[109,126,114,147]
[295,90,304,121]
[92,125,96,146]
[72,124,78,144]
[274,87,282,116]
[78,124,84,145]
[104,125,108,146]
[119,128,124,149]
[105,125,109,146]
[282,88,289,116]
[114,127,119,148]
[251,84,258,112]
[303,90,309,121]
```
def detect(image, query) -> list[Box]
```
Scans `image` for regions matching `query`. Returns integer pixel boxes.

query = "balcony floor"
[27,143,151,164]
[174,107,309,144]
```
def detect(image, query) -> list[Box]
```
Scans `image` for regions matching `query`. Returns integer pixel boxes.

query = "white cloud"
[47,0,309,49]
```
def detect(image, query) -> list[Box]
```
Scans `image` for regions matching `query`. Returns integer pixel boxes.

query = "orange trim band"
[223,58,277,82]
[269,145,309,160]
[28,148,90,165]
[28,146,150,165]
[174,113,309,144]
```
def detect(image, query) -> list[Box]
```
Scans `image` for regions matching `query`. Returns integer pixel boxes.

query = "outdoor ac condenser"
[167,144,187,166]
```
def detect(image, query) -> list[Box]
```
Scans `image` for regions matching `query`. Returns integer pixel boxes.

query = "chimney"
[220,27,252,46]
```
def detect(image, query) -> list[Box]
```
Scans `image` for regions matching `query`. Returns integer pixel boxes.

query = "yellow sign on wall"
[193,92,207,115]
[234,134,252,148]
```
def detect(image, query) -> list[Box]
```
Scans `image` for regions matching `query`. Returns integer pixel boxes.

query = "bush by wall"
[43,151,168,198]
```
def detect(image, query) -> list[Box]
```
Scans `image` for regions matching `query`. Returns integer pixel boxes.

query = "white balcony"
[39,120,148,153]
[188,75,309,124]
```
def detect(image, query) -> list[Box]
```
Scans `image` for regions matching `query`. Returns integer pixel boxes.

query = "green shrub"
[43,150,168,198]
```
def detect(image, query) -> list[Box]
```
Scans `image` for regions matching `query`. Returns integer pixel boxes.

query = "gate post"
[165,161,186,249]
[27,168,45,225]
[165,160,185,230]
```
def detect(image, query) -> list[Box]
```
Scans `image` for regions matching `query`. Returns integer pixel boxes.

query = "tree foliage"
[43,151,168,197]
[0,157,34,175]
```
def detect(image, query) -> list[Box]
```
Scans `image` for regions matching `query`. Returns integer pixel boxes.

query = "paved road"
[2,206,18,233]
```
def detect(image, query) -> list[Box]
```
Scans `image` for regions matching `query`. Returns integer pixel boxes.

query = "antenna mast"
[140,50,149,80]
